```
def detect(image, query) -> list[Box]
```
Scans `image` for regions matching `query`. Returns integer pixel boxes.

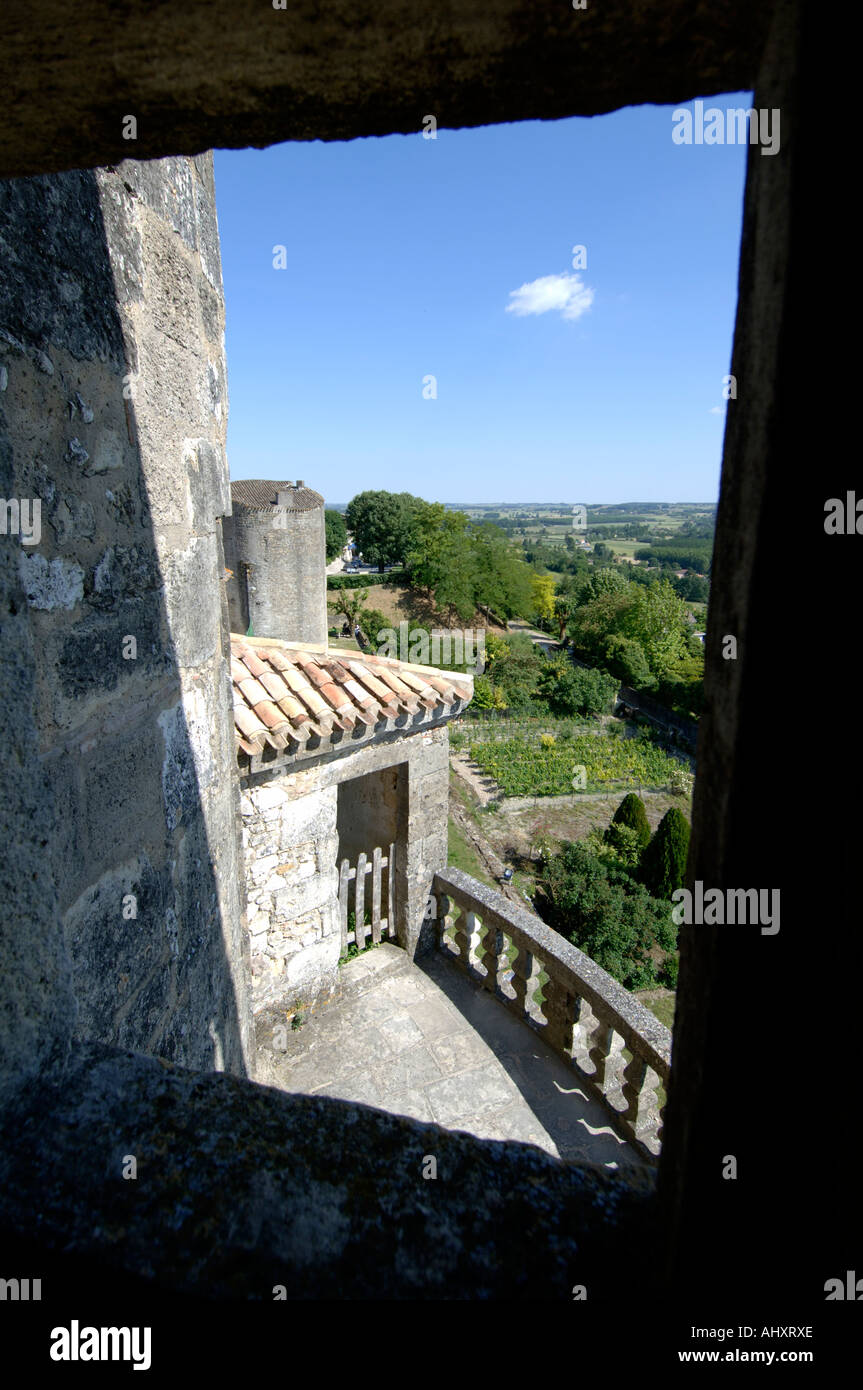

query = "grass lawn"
[606,538,645,557]
[447,816,496,890]
[636,990,676,1031]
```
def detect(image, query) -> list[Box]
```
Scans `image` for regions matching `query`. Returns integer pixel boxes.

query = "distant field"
[605,539,644,556]
[471,503,715,547]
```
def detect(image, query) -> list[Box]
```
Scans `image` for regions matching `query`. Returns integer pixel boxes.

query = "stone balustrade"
[431,867,672,1160]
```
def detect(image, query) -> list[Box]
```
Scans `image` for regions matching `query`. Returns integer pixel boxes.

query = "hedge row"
[326,569,409,591]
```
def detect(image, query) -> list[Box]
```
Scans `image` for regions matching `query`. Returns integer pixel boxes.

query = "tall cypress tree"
[641,807,690,900]
[609,792,651,851]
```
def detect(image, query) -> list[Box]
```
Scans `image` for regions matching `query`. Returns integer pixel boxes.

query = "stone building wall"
[240,723,451,1015]
[222,486,328,644]
[241,777,340,1011]
[0,155,253,1082]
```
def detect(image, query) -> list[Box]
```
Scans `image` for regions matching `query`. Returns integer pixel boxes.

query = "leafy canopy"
[324,509,347,562]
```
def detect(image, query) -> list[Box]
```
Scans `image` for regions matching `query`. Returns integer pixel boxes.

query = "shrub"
[326,569,408,590]
[654,907,679,953]
[668,765,695,797]
[609,791,652,850]
[472,675,507,710]
[603,633,653,689]
[483,632,511,666]
[537,840,671,991]
[357,606,390,645]
[641,807,691,900]
[537,663,619,718]
[539,732,556,749]
[602,821,643,869]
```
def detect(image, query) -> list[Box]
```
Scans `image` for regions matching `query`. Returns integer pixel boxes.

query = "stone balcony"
[255,868,672,1169]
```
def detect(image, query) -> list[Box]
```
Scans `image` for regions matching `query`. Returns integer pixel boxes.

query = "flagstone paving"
[255,943,645,1169]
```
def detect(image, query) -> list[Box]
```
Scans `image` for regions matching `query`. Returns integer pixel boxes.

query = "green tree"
[537,662,618,717]
[624,580,691,679]
[406,502,476,620]
[405,508,535,624]
[553,594,572,641]
[538,841,670,990]
[356,606,390,647]
[327,588,368,631]
[567,585,636,664]
[491,642,545,711]
[601,822,643,869]
[609,792,651,851]
[602,633,653,689]
[641,807,691,900]
[531,573,556,624]
[471,674,507,710]
[483,632,511,668]
[324,509,347,561]
[470,522,534,622]
[345,490,424,571]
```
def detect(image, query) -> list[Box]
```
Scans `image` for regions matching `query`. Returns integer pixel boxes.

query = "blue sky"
[214,97,750,506]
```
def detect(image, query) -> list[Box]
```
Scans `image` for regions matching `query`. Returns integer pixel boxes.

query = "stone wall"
[0,1,771,179]
[223,494,328,644]
[0,1038,656,1301]
[241,778,340,1011]
[0,155,252,1083]
[336,764,402,865]
[240,722,451,1014]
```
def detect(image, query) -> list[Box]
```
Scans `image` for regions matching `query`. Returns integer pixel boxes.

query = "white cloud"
[708,405,725,414]
[505,272,595,322]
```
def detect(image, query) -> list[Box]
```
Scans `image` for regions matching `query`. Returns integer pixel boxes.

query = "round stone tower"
[223,479,328,644]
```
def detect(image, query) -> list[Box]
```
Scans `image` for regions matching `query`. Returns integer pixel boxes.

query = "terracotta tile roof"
[230,479,323,512]
[230,636,473,759]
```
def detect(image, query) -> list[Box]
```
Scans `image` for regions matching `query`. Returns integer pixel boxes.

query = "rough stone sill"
[0,1040,656,1299]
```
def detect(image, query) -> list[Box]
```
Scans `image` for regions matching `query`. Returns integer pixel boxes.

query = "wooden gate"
[338,843,396,956]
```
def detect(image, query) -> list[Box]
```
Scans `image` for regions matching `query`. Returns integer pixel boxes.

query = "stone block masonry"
[0,155,253,1083]
[240,723,452,1015]
[241,781,340,1012]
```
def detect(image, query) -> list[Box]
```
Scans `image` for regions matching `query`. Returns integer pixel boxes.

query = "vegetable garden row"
[468,732,688,797]
[454,716,602,744]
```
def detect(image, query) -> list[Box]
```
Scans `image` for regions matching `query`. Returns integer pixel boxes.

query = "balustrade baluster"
[621,1052,661,1146]
[481,924,502,993]
[431,871,672,1161]
[570,994,592,1071]
[454,907,476,968]
[523,950,544,1024]
[541,972,575,1057]
[621,1051,646,1127]
[588,1012,625,1105]
[437,892,453,952]
[509,937,532,1016]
